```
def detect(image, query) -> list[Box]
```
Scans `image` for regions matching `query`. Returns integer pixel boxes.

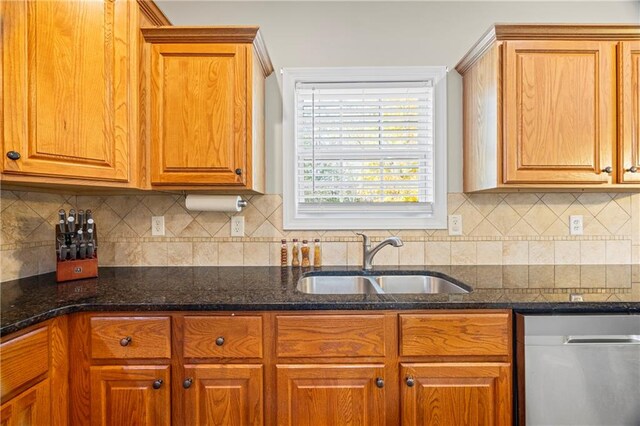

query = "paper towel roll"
[185,195,245,212]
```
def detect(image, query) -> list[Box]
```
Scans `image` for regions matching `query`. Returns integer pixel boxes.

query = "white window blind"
[295,81,434,213]
[283,67,447,230]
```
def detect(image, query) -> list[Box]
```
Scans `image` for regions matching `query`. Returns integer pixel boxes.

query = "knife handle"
[79,243,87,260]
[69,243,77,260]
[59,245,68,261]
[58,209,66,233]
[77,210,85,230]
[87,242,94,258]
[67,215,75,233]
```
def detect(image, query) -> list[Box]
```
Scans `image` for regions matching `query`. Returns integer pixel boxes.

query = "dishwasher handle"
[564,335,640,345]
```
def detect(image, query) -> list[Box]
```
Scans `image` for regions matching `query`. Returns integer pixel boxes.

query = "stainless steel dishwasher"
[519,314,640,426]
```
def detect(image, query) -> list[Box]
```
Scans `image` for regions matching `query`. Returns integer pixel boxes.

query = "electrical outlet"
[569,215,583,235]
[231,216,245,237]
[448,215,463,236]
[151,216,165,236]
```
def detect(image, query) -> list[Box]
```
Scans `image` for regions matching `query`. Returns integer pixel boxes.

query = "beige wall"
[157,0,639,193]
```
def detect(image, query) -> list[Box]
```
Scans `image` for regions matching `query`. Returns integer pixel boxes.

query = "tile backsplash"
[1,190,639,283]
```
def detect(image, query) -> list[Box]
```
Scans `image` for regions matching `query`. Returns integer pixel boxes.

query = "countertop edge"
[3,300,639,338]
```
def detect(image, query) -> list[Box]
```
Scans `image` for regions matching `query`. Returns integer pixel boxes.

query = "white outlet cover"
[231,216,245,237]
[569,215,584,235]
[448,214,463,236]
[151,216,165,236]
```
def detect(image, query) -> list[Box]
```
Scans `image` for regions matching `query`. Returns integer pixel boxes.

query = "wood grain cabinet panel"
[503,40,616,184]
[400,363,511,426]
[400,313,510,357]
[456,24,640,191]
[183,316,263,359]
[276,364,386,426]
[276,315,386,358]
[0,327,49,401]
[90,316,171,360]
[0,379,51,426]
[142,27,274,191]
[90,365,170,426]
[1,0,131,182]
[149,43,247,186]
[183,364,263,425]
[619,40,640,183]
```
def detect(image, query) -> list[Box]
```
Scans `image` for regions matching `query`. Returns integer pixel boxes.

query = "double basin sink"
[297,272,472,295]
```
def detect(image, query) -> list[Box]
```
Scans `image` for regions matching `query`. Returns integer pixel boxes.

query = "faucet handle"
[355,232,370,245]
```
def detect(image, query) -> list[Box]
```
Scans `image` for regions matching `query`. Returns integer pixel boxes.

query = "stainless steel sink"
[296,275,378,294]
[296,273,471,295]
[374,275,470,294]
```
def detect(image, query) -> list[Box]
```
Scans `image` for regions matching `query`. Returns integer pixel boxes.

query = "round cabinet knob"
[375,377,384,388]
[119,336,132,347]
[406,377,415,387]
[152,379,163,390]
[626,166,638,173]
[6,151,20,160]
[215,337,225,346]
[183,378,193,389]
[235,168,243,176]
[602,166,613,174]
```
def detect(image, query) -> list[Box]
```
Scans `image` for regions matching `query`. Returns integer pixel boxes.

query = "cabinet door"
[276,364,386,426]
[503,40,616,184]
[183,364,262,426]
[90,365,170,426]
[1,0,130,182]
[149,43,248,186]
[0,379,50,426]
[401,363,511,426]
[619,41,640,183]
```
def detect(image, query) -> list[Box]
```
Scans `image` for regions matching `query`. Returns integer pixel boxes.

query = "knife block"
[56,226,99,283]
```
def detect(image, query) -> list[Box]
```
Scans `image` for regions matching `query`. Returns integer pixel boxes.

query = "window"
[283,67,447,229]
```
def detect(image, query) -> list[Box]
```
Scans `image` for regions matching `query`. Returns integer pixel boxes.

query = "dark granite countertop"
[2,265,639,336]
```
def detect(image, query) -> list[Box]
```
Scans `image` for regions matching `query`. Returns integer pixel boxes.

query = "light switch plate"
[569,215,583,235]
[151,216,165,236]
[231,216,245,237]
[448,215,463,236]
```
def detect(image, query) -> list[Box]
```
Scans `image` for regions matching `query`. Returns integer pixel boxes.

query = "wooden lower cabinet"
[400,363,512,426]
[89,365,170,426]
[183,364,263,426]
[275,364,386,426]
[0,379,51,426]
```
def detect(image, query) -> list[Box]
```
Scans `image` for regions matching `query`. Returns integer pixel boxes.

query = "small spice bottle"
[301,240,311,267]
[280,239,288,267]
[313,239,322,268]
[291,239,300,267]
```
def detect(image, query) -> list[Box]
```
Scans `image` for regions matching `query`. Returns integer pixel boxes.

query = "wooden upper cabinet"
[400,363,511,426]
[1,0,131,182]
[183,364,263,425]
[456,24,640,191]
[619,41,640,183]
[142,27,274,192]
[503,40,616,184]
[90,365,170,426]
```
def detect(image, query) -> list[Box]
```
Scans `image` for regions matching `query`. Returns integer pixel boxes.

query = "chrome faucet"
[356,233,403,271]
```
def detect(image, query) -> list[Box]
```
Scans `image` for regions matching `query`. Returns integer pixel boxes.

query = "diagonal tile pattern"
[0,190,637,282]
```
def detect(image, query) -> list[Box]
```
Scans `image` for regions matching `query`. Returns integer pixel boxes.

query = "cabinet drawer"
[90,317,171,360]
[276,315,386,358]
[183,316,263,359]
[0,327,49,401]
[400,313,510,357]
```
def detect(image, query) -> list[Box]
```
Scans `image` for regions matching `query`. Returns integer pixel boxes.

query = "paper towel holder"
[184,195,249,212]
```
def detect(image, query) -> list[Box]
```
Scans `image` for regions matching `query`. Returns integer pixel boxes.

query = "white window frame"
[282,66,447,230]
